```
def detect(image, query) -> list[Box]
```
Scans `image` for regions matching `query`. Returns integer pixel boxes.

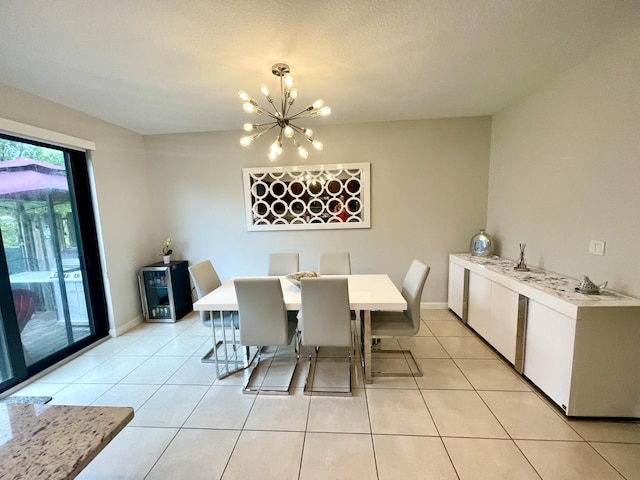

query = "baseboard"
[109,315,143,337]
[421,302,448,310]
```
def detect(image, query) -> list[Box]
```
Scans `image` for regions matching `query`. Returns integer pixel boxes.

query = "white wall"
[0,83,152,333]
[487,25,640,297]
[144,116,492,303]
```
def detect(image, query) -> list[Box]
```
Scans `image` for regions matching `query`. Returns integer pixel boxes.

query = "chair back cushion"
[189,260,223,324]
[189,260,222,298]
[402,260,431,331]
[300,277,351,347]
[318,252,351,275]
[268,253,299,276]
[234,277,291,346]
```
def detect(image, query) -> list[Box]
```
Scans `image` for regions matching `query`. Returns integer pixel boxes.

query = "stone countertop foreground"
[0,403,133,479]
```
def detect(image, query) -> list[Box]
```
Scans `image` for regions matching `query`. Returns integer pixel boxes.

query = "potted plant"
[160,237,173,264]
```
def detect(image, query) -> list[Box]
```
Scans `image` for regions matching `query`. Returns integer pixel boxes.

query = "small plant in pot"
[160,237,173,264]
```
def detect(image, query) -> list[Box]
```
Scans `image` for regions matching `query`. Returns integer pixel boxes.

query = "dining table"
[193,274,407,383]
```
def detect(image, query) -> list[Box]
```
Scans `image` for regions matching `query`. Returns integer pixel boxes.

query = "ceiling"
[1,0,639,135]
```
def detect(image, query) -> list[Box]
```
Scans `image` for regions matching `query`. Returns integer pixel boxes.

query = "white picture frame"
[242,162,371,231]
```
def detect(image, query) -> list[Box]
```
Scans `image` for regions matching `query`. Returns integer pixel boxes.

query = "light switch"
[589,240,606,256]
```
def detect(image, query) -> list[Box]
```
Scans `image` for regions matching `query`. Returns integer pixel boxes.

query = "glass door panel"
[0,310,13,384]
[1,137,96,373]
[141,269,172,320]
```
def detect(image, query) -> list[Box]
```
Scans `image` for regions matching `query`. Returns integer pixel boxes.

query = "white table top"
[193,274,406,312]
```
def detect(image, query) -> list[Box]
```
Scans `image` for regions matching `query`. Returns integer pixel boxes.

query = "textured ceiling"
[0,0,639,135]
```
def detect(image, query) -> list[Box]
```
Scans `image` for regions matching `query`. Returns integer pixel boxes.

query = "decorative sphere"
[471,229,494,257]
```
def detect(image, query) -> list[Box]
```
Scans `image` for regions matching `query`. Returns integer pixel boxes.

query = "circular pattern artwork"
[243,163,370,230]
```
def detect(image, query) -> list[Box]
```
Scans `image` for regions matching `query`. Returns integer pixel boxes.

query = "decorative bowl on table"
[575,275,607,295]
[286,271,320,287]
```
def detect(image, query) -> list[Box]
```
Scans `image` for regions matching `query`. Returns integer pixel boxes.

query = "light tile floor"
[11,309,640,479]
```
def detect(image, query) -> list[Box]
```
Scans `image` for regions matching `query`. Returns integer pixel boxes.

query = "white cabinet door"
[448,262,466,318]
[467,271,492,339]
[468,272,519,364]
[489,283,519,363]
[524,300,575,413]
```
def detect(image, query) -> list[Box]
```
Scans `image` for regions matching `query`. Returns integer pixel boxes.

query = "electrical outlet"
[589,240,606,256]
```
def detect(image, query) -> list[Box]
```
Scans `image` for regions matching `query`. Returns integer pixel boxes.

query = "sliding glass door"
[0,134,108,393]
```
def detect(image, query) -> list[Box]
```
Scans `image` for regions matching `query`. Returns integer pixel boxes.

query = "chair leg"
[303,346,352,397]
[371,341,423,378]
[242,342,299,395]
[200,340,224,364]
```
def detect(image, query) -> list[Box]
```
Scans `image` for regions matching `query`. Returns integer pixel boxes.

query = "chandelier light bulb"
[243,102,256,113]
[283,126,294,138]
[319,106,331,116]
[312,99,324,109]
[303,128,313,137]
[312,140,323,150]
[298,145,309,159]
[269,150,277,161]
[243,123,255,132]
[260,85,269,97]
[270,137,282,156]
[238,90,250,101]
[240,136,253,147]
[284,74,293,89]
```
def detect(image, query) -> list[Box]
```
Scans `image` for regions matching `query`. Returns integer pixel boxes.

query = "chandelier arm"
[252,121,279,129]
[288,123,313,138]
[251,123,279,139]
[255,107,280,121]
[283,89,296,118]
[246,96,280,120]
[283,93,291,118]
[262,97,280,117]
[287,107,315,121]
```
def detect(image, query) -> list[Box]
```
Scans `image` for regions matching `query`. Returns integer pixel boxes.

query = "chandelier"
[238,63,331,161]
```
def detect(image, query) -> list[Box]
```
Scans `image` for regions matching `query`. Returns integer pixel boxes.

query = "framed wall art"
[242,162,370,231]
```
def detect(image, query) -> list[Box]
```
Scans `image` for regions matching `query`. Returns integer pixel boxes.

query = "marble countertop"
[450,253,640,309]
[0,403,133,480]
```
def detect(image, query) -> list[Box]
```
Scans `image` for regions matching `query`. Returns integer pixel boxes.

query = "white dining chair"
[318,252,351,275]
[370,259,430,377]
[268,253,299,276]
[300,277,353,396]
[234,277,299,394]
[188,260,239,364]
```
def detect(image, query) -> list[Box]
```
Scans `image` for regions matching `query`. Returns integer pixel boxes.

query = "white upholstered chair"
[318,252,351,275]
[370,259,430,377]
[268,253,299,276]
[188,260,239,364]
[234,277,299,394]
[299,277,353,396]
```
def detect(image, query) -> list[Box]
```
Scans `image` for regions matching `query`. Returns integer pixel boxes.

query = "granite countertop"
[451,253,640,306]
[0,403,133,480]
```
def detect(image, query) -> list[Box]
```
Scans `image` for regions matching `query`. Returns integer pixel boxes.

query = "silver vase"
[470,229,494,257]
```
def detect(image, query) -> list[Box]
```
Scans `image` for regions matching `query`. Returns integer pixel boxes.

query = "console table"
[448,253,640,418]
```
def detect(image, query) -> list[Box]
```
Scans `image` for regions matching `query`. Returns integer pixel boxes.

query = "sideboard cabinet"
[448,253,640,418]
